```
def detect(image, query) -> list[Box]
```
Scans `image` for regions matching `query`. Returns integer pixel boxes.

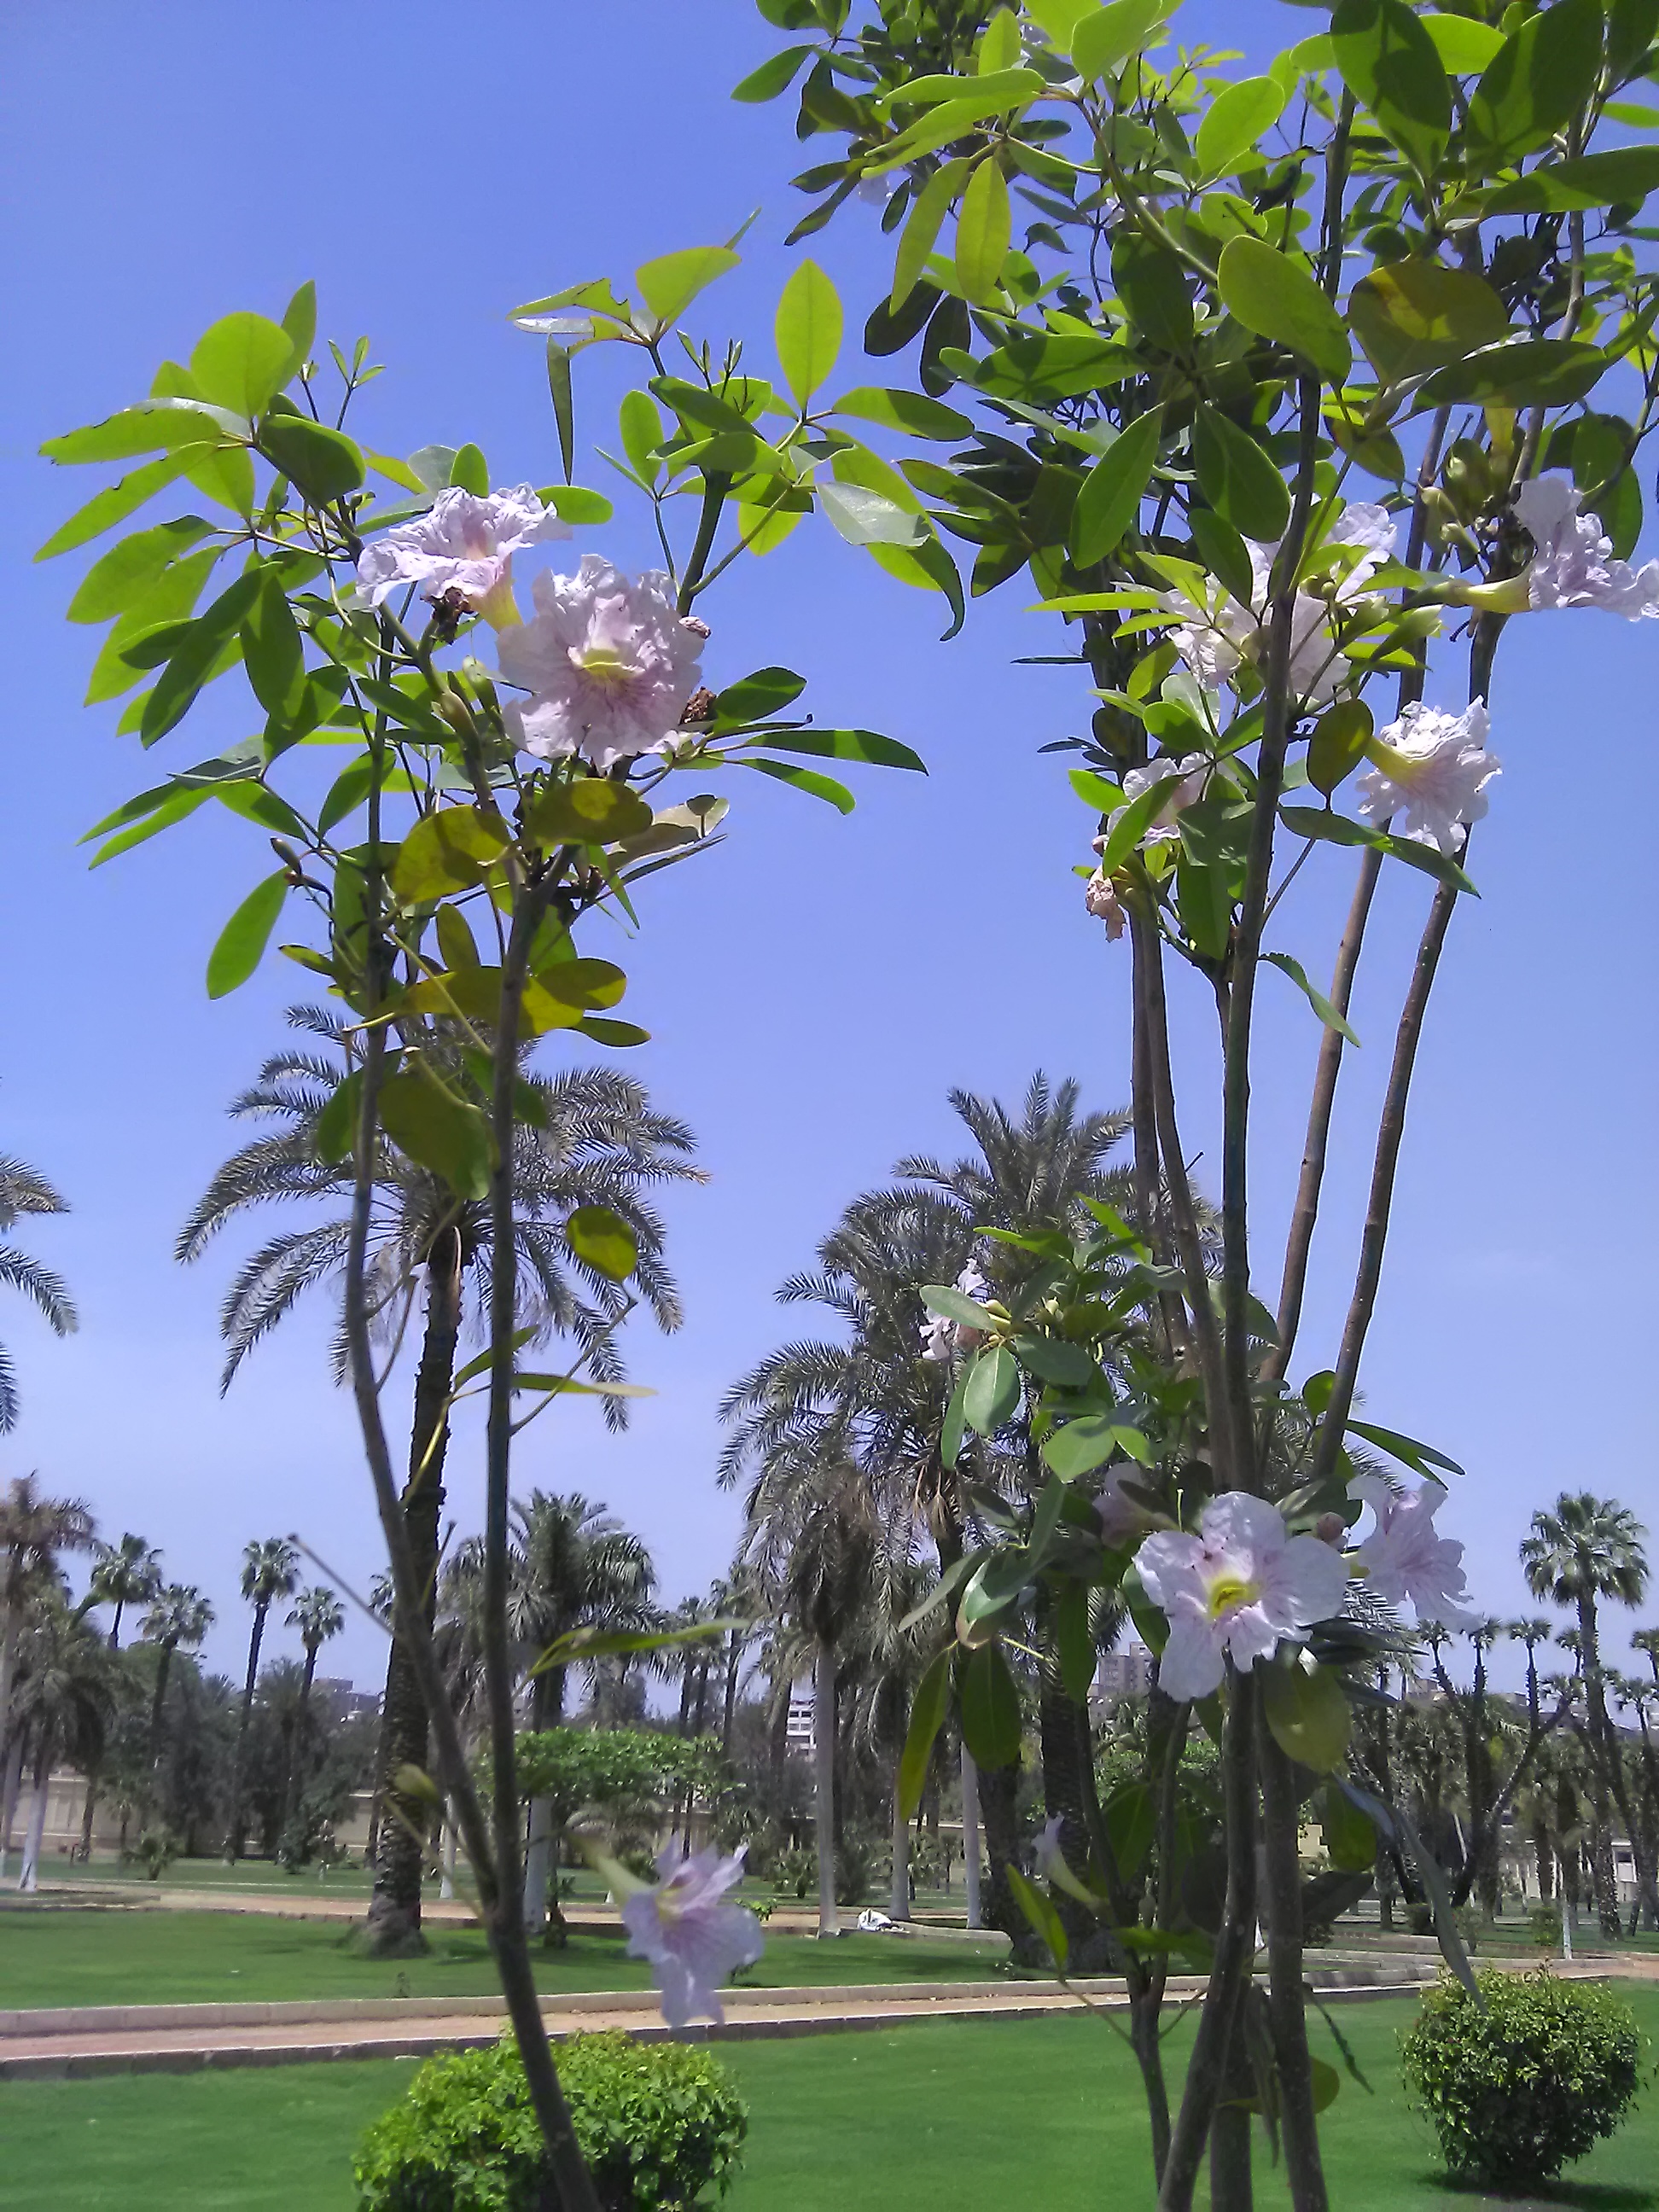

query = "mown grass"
[4,1991,1657,2211]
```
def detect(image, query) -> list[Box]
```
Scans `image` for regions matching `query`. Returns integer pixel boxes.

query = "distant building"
[314,1678,381,1725]
[1095,1647,1154,1701]
[785,1690,816,1757]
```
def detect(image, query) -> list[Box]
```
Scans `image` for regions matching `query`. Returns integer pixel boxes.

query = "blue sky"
[1,1,1653,1698]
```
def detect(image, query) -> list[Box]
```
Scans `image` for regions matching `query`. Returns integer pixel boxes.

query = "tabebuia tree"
[38,241,940,2205]
[735,0,1659,2205]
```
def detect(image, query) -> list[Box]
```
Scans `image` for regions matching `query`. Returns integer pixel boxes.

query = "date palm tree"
[1522,1493,1650,1936]
[0,1155,78,1435]
[223,1537,299,1860]
[140,1584,214,1755]
[279,1586,345,1837]
[0,1476,95,1763]
[12,1595,113,1890]
[84,1534,162,1650]
[179,1008,701,1954]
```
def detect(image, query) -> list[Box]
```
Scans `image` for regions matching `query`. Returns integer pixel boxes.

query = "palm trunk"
[0,1728,24,1878]
[440,1807,458,1901]
[1579,1595,1622,1936]
[814,1643,837,1937]
[19,1738,53,1892]
[222,1604,269,1861]
[148,1642,177,1758]
[278,1647,319,1847]
[960,1743,982,1929]
[976,1755,1022,1939]
[525,1668,568,1944]
[721,1630,742,1757]
[78,1770,98,1862]
[889,1750,911,1922]
[361,1225,463,1957]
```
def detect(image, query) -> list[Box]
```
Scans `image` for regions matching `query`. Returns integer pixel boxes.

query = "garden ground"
[3,1990,1656,2211]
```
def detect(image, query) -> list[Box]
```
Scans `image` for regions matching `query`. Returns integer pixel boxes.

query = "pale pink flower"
[1096,1466,1152,1551]
[620,1845,764,2030]
[1033,1813,1066,1880]
[1165,502,1396,704]
[1354,698,1499,854]
[920,1262,992,1362]
[498,556,707,771]
[1348,1476,1475,1627]
[1084,870,1128,938]
[1111,754,1212,847]
[352,486,568,623]
[1135,1492,1348,1702]
[1515,475,1659,619]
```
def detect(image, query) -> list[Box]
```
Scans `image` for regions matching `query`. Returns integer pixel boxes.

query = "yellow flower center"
[1206,1572,1260,1621]
[573,643,634,688]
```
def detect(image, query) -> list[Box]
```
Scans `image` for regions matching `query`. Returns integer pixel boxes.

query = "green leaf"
[1262,1663,1352,1773]
[1012,1335,1097,1388]
[183,441,257,519]
[37,453,203,561]
[240,569,306,720]
[1348,260,1511,382]
[565,1204,638,1282]
[1345,1417,1464,1478]
[1467,0,1604,162]
[891,160,970,311]
[776,259,843,407]
[899,1647,954,1819]
[960,1642,1022,1768]
[1112,233,1192,356]
[143,570,264,744]
[542,483,612,524]
[379,1063,495,1201]
[258,415,365,504]
[636,245,741,326]
[1330,0,1451,172]
[282,281,317,364]
[1056,1581,1096,1703]
[546,342,575,485]
[732,43,816,101]
[956,160,1012,306]
[1071,0,1172,78]
[190,312,296,419]
[1007,1865,1069,1972]
[1069,410,1162,568]
[528,778,655,847]
[713,667,807,723]
[1219,237,1348,386]
[1416,338,1606,410]
[743,759,856,812]
[1322,1782,1378,1873]
[830,387,972,440]
[315,1071,361,1164]
[576,1016,651,1049]
[1190,509,1255,608]
[882,63,1041,109]
[619,390,665,486]
[206,870,288,998]
[450,444,489,496]
[1196,75,1288,179]
[963,1344,1021,1435]
[1418,13,1504,74]
[922,1284,998,1332]
[818,480,925,547]
[1484,146,1659,212]
[1307,698,1373,795]
[317,756,374,835]
[1042,1414,1146,1479]
[1264,951,1360,1047]
[42,399,241,466]
[392,807,509,901]
[941,1362,970,1470]
[66,518,212,624]
[1069,767,1125,812]
[1103,1782,1155,1882]
[1022,0,1097,50]
[1191,406,1289,542]
[751,728,927,772]
[1095,771,1175,870]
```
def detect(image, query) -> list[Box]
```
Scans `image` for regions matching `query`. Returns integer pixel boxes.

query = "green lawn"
[4,1993,1656,2210]
[0,1906,1011,2011]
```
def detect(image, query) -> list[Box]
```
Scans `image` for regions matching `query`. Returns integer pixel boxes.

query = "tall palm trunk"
[222,1604,271,1861]
[523,1666,567,1943]
[960,1743,982,1929]
[1577,1593,1622,1936]
[278,1646,320,1846]
[19,1736,54,1892]
[889,1749,911,1922]
[361,1226,463,1955]
[721,1630,742,1757]
[814,1642,837,1936]
[148,1641,178,1757]
[0,1729,24,1878]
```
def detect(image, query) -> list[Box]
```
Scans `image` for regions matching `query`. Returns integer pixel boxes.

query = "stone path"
[0,1959,1434,2081]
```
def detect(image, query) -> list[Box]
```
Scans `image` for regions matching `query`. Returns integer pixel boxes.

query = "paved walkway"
[0,1959,1435,2081]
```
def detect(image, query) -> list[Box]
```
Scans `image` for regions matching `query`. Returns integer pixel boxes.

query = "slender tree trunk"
[222,1606,269,1861]
[440,1807,457,1901]
[1208,1982,1256,2212]
[1260,1719,1328,2212]
[1037,1671,1104,1960]
[889,1751,911,1922]
[961,1743,982,1930]
[813,1643,837,1937]
[977,1755,1022,1940]
[525,1670,568,1945]
[1580,1597,1623,1937]
[78,1771,98,1862]
[721,1631,741,1757]
[0,1727,24,1877]
[361,1225,463,1957]
[148,1642,176,1760]
[19,1739,53,1892]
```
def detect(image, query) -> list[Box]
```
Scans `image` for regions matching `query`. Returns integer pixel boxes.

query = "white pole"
[961,1746,982,1931]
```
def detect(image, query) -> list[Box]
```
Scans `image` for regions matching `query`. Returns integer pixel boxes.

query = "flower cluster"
[1354,699,1500,854]
[620,1845,764,2031]
[352,486,568,626]
[1348,1476,1474,1627]
[1134,1492,1348,1700]
[1083,869,1127,938]
[1162,504,1396,706]
[1515,475,1659,620]
[498,556,707,771]
[920,1262,990,1363]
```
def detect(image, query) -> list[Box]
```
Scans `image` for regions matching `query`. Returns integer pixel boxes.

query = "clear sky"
[1,1,1653,1700]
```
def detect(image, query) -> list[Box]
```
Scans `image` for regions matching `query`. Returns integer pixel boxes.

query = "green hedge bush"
[354,2031,748,2211]
[1400,1969,1645,2191]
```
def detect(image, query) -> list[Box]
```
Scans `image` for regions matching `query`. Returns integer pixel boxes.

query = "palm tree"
[1522,1493,1650,1936]
[140,1585,214,1754]
[1507,1618,1558,1901]
[0,1155,78,1435]
[179,1010,701,1955]
[0,1476,95,1760]
[84,1534,163,1650]
[12,1596,113,1890]
[223,1537,300,1860]
[280,1586,346,1836]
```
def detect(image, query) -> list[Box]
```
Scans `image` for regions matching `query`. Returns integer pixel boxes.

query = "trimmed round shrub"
[354,2031,748,2211]
[1400,1969,1646,2191]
